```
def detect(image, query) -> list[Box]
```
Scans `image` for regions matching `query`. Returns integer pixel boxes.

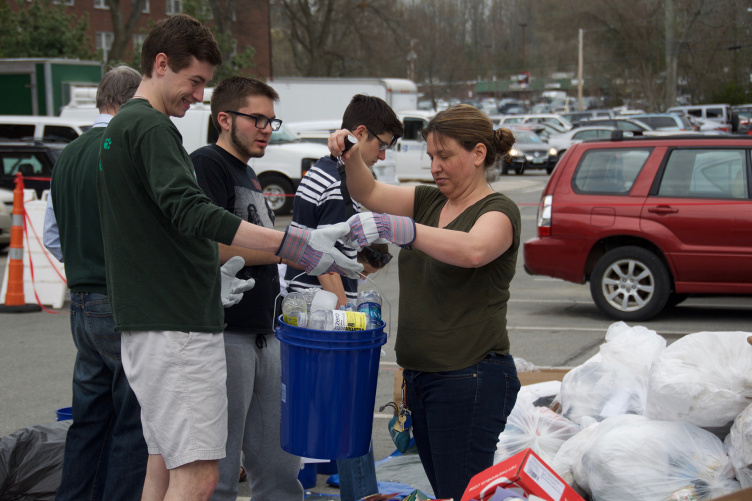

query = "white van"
[60,99,329,215]
[287,110,435,182]
[0,115,93,142]
[667,104,732,125]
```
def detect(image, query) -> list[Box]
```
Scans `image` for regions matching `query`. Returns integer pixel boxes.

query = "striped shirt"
[284,156,360,300]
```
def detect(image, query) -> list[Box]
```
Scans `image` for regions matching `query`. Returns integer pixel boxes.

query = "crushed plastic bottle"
[281,292,307,326]
[296,309,368,331]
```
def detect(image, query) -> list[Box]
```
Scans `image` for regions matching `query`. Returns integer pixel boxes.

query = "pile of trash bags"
[500,322,752,501]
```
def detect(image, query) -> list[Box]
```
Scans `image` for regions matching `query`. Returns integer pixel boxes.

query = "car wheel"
[546,165,555,174]
[260,174,294,215]
[514,165,525,175]
[590,246,670,321]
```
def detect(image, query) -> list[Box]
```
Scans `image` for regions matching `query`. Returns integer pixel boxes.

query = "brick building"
[49,0,271,78]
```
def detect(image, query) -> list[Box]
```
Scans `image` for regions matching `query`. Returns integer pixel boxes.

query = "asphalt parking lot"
[2,173,751,499]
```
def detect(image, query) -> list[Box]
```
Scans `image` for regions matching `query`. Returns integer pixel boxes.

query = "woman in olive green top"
[329,104,521,501]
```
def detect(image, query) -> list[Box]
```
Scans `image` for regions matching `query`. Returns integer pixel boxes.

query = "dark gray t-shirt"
[396,185,521,372]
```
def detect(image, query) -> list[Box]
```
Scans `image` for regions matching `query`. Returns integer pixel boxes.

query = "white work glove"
[345,212,417,250]
[275,223,364,279]
[220,256,255,307]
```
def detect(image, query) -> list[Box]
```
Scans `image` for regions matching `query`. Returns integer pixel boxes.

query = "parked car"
[505,123,560,143]
[0,116,92,143]
[628,113,694,132]
[686,116,730,134]
[498,99,526,114]
[546,126,623,160]
[521,113,574,131]
[561,109,615,126]
[577,117,652,133]
[0,140,65,198]
[496,115,527,127]
[0,194,10,249]
[500,129,557,175]
[667,104,732,128]
[731,106,752,134]
[524,134,752,321]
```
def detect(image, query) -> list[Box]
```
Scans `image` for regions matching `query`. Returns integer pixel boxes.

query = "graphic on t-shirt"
[235,186,274,228]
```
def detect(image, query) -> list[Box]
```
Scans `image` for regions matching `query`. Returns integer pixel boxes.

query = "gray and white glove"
[275,223,364,279]
[345,212,416,250]
[220,256,255,307]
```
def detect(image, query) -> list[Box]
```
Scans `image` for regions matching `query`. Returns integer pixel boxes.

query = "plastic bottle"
[296,310,368,331]
[299,288,317,313]
[357,290,382,330]
[281,292,307,326]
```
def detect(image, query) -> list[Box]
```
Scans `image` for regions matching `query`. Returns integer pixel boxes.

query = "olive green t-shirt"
[395,185,521,372]
[97,99,242,332]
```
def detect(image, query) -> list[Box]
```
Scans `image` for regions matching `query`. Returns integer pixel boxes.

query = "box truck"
[266,77,419,123]
[0,58,102,116]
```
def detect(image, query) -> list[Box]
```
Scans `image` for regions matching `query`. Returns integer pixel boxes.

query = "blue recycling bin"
[276,317,387,459]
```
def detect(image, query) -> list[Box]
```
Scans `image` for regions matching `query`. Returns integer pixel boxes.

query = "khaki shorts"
[121,330,228,469]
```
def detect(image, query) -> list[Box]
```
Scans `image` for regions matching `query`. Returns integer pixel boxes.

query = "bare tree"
[274,0,403,77]
[104,0,148,64]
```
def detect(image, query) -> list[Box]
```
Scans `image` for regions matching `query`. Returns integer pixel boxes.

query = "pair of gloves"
[277,213,416,279]
[221,212,416,307]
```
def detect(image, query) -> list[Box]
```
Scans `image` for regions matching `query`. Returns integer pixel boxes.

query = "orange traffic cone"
[0,173,41,313]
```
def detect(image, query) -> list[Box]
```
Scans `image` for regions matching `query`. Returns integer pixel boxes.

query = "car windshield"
[514,130,543,144]
[270,124,302,144]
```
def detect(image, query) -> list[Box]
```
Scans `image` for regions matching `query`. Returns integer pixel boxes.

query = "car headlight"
[549,148,557,156]
[510,148,520,157]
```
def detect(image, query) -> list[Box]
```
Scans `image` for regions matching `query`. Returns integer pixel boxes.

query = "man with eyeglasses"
[284,94,403,501]
[190,76,304,501]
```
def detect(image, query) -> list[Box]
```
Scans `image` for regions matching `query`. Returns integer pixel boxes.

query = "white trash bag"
[514,357,539,373]
[551,417,603,487]
[559,323,665,426]
[577,416,739,501]
[560,360,645,426]
[646,331,752,428]
[724,402,752,488]
[494,390,579,465]
[567,414,643,495]
[598,322,666,374]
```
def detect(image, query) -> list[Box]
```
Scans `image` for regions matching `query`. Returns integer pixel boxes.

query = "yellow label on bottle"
[282,314,298,326]
[331,310,368,331]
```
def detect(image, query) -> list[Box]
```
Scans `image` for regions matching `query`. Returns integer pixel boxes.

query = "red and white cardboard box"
[461,449,585,501]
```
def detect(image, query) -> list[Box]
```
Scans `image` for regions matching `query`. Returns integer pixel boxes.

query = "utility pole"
[665,0,677,111]
[577,29,584,111]
[407,39,418,83]
[520,23,528,70]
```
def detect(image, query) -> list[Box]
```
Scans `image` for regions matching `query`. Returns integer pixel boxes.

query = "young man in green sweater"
[96,15,361,501]
[44,64,148,501]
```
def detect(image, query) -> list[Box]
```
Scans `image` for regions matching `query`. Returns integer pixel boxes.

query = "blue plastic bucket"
[297,463,317,489]
[56,407,73,421]
[276,317,387,459]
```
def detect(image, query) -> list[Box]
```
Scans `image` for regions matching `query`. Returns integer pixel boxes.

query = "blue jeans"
[403,353,520,501]
[337,443,378,501]
[56,292,147,501]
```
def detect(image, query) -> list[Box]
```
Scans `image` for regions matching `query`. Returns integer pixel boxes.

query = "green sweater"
[97,99,242,332]
[51,126,108,294]
[396,185,521,372]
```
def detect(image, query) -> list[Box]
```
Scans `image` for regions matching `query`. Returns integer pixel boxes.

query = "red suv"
[523,133,752,321]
